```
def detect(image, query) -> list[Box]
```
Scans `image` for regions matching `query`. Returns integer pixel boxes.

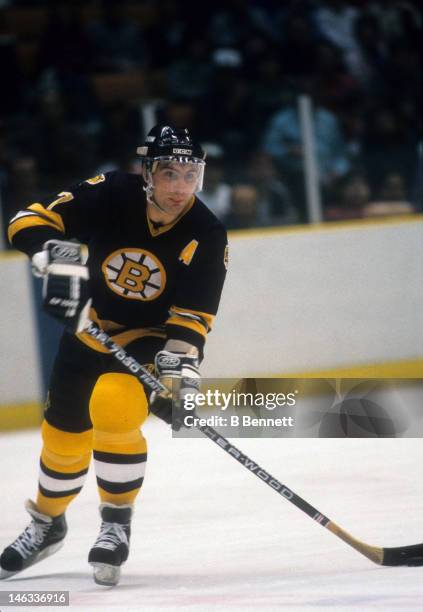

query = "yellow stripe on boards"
[0,402,43,431]
[227,213,423,240]
[1,359,421,431]
[251,358,423,379]
[0,250,26,261]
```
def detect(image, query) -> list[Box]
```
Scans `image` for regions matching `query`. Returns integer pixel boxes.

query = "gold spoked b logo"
[102,248,166,301]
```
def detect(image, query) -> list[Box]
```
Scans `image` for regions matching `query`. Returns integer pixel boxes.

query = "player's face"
[152,162,200,215]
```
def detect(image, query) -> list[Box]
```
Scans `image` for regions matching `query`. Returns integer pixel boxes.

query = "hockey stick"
[85,321,423,567]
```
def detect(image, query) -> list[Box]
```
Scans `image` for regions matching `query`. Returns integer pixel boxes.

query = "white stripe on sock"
[94,459,146,483]
[39,471,87,492]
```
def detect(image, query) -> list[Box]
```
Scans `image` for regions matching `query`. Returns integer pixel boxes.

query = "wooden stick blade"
[327,521,423,566]
[327,521,384,564]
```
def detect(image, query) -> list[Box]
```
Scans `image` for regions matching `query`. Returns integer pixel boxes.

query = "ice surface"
[0,418,422,611]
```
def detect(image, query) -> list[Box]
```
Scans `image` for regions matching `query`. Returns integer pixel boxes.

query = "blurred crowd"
[0,0,421,242]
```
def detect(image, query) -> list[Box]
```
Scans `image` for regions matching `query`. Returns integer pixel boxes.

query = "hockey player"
[1,125,228,586]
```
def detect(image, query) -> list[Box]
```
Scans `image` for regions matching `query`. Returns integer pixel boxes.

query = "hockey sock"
[36,421,92,517]
[89,372,149,505]
[93,429,147,506]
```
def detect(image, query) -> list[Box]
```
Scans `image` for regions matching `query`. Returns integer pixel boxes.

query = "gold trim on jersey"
[89,307,126,332]
[46,191,74,210]
[77,325,166,353]
[85,174,106,185]
[170,305,215,329]
[28,204,65,229]
[166,306,215,338]
[8,204,65,241]
[166,316,207,337]
[179,239,199,266]
[146,196,195,237]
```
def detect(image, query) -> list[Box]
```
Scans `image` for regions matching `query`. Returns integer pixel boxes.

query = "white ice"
[0,419,422,612]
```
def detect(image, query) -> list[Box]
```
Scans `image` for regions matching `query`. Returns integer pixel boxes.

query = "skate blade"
[0,568,16,580]
[91,562,121,586]
[0,541,64,580]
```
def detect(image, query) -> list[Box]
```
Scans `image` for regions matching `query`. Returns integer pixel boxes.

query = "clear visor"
[151,156,206,192]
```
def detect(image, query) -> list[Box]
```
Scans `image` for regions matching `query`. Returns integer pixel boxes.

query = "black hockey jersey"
[8,171,228,351]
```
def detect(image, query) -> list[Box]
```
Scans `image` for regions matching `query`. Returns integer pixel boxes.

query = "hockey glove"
[150,350,200,431]
[32,240,91,333]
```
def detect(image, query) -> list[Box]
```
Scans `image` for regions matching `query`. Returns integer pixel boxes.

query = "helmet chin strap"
[143,171,168,214]
[144,188,167,214]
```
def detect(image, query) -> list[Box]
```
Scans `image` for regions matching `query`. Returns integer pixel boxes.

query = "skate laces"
[10,521,50,559]
[94,522,129,551]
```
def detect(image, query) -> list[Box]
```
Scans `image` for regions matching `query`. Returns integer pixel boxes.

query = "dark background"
[0,0,421,235]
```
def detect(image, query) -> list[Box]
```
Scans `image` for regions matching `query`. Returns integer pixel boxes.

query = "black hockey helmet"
[137,125,206,168]
[137,125,206,193]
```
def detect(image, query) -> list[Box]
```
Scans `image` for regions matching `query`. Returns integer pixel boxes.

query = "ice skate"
[88,503,132,586]
[0,500,67,579]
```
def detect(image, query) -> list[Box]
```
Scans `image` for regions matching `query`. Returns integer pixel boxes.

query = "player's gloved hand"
[149,350,200,431]
[32,240,91,333]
